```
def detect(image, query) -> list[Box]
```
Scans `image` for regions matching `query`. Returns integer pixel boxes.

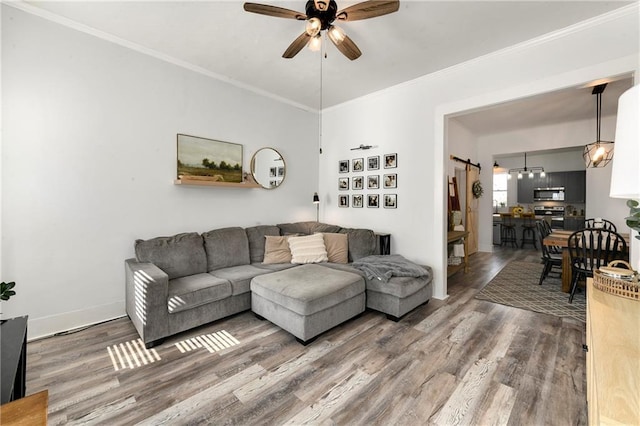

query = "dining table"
[543,230,631,293]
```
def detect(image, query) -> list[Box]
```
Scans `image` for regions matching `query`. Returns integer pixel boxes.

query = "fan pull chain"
[318,34,324,154]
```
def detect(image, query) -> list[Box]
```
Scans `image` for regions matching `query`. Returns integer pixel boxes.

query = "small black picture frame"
[352,176,364,190]
[338,177,349,191]
[367,194,379,208]
[352,158,364,172]
[339,160,349,173]
[352,194,363,208]
[338,194,349,208]
[384,153,397,169]
[367,175,379,190]
[384,194,397,209]
[367,156,379,170]
[383,173,397,189]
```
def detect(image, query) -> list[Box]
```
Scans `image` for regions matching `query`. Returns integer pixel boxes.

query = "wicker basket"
[593,261,639,302]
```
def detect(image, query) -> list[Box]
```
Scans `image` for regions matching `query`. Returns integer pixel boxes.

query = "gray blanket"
[352,254,429,283]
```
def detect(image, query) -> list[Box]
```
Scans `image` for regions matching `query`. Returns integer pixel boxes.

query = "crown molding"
[3,1,317,113]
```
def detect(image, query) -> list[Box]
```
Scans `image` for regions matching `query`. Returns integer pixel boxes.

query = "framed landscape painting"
[177,134,243,182]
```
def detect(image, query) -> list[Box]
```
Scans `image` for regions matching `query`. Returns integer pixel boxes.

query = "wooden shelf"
[447,230,469,277]
[174,179,261,188]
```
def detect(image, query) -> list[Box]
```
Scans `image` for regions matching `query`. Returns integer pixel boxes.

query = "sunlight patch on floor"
[107,338,161,371]
[174,330,240,354]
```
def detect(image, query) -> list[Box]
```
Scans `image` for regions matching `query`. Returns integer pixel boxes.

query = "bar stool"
[500,213,517,248]
[520,214,537,249]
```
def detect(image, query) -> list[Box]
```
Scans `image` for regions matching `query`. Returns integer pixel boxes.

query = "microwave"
[534,187,565,201]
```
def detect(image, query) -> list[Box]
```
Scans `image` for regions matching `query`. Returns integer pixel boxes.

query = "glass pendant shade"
[305,17,322,37]
[308,35,321,51]
[327,25,345,45]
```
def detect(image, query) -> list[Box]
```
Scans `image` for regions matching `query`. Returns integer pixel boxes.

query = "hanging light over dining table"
[583,83,614,168]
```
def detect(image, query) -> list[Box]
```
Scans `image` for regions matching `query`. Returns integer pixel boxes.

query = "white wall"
[320,5,638,299]
[1,6,319,339]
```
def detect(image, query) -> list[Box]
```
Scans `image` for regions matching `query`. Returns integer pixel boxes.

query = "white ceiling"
[452,76,635,136]
[20,0,634,113]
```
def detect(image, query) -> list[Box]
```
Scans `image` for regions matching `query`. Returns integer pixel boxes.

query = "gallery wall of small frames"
[338,153,397,209]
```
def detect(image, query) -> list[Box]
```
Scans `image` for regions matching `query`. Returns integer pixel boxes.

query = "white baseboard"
[28,301,126,341]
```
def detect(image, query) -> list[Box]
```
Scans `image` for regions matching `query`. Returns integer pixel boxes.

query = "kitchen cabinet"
[517,177,534,203]
[564,170,586,203]
[547,171,566,188]
[493,222,501,245]
[564,216,585,231]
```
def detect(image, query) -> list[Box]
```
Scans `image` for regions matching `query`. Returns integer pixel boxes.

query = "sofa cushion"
[263,235,293,264]
[202,227,250,271]
[168,273,231,314]
[339,228,377,262]
[365,273,432,298]
[277,221,341,236]
[250,264,365,316]
[320,233,349,264]
[210,265,271,295]
[253,262,299,272]
[246,225,281,263]
[135,232,207,280]
[288,233,328,264]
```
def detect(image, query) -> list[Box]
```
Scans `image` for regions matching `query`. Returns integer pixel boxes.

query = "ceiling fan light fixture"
[327,25,345,45]
[308,34,322,51]
[305,17,322,36]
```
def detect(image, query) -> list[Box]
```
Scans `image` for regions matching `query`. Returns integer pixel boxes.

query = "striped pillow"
[288,233,328,264]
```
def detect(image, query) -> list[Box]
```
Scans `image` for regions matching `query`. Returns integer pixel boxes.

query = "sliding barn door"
[465,165,479,255]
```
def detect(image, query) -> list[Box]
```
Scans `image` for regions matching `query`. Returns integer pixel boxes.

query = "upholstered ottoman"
[250,264,365,344]
[365,271,432,321]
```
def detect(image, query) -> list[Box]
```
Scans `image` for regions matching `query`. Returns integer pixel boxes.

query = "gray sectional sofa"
[125,221,432,347]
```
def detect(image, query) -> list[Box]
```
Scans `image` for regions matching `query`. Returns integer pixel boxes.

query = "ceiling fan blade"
[243,3,306,20]
[283,32,311,58]
[336,0,399,21]
[330,33,362,61]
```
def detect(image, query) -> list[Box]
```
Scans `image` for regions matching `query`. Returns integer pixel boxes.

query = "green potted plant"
[1,281,16,323]
[1,281,16,301]
[626,200,640,240]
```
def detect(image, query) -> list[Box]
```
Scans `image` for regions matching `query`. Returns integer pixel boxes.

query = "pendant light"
[583,83,614,168]
[507,152,545,180]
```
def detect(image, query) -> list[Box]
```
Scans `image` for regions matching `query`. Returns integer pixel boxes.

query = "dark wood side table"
[1,316,28,404]
[376,233,391,255]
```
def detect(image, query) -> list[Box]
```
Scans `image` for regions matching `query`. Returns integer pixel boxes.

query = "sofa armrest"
[125,258,170,345]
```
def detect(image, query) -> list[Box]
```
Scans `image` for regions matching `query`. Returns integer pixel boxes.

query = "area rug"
[476,260,586,323]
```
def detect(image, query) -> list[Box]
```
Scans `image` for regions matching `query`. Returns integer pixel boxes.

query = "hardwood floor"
[25,247,587,425]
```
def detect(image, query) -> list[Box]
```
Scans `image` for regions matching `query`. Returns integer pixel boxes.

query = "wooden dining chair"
[566,228,627,303]
[536,221,562,285]
[538,219,560,254]
[584,218,617,231]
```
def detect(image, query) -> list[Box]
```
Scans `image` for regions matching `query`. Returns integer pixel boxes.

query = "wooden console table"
[447,230,469,277]
[0,390,48,425]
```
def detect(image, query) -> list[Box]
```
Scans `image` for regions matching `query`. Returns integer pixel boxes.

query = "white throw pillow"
[288,233,328,264]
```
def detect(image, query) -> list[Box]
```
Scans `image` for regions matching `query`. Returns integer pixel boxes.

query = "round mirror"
[250,148,286,189]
